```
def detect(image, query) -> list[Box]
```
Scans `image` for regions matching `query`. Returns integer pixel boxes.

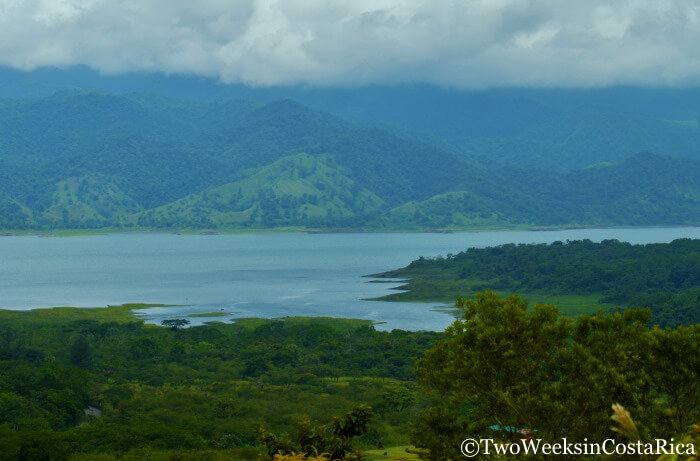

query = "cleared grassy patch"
[518,292,613,316]
[0,303,172,325]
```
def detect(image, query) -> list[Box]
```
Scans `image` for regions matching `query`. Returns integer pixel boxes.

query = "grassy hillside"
[381,190,529,229]
[38,175,142,228]
[135,153,383,228]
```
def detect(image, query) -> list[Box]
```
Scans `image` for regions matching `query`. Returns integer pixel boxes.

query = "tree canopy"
[411,292,699,460]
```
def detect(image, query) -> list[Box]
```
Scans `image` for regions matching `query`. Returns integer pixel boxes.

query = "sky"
[0,0,699,88]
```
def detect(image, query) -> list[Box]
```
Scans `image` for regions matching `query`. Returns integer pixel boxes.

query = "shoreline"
[0,304,403,331]
[1,223,699,238]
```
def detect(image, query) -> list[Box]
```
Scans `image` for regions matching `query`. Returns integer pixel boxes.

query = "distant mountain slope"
[379,153,700,228]
[561,152,700,225]
[38,175,142,228]
[130,151,700,230]
[216,99,479,205]
[4,67,700,171]
[477,107,700,171]
[0,191,33,229]
[0,92,481,210]
[313,90,700,171]
[134,153,383,228]
[381,190,530,229]
[0,90,697,230]
[0,91,256,209]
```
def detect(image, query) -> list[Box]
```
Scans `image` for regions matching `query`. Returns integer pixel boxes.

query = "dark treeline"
[375,238,700,327]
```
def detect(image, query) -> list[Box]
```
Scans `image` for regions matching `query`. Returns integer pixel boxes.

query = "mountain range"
[0,74,698,230]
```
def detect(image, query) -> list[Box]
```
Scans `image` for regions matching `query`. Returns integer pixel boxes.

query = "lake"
[1,227,699,330]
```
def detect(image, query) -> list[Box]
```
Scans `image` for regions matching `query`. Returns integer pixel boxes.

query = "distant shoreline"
[1,224,699,237]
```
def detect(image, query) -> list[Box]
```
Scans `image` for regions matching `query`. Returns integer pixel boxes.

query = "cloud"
[0,0,699,87]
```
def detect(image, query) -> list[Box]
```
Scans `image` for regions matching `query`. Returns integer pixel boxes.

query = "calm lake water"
[1,228,699,331]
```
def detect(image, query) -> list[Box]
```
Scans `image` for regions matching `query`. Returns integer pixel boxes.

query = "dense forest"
[0,305,440,460]
[372,239,700,327]
[0,296,697,460]
[0,90,699,231]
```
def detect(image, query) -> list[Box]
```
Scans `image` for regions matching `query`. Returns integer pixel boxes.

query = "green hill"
[381,191,529,229]
[38,175,142,228]
[134,153,383,228]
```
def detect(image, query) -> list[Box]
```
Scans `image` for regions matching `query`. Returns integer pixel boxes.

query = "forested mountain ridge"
[0,90,699,230]
[4,66,700,172]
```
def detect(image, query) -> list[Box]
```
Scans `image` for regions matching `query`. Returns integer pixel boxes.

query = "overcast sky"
[0,0,699,88]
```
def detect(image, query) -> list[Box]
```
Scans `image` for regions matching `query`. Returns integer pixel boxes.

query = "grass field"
[0,303,172,325]
[517,292,613,316]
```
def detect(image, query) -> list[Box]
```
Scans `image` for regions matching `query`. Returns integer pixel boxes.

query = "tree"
[161,319,190,331]
[70,335,92,369]
[258,405,374,460]
[416,292,569,440]
[412,291,699,458]
[330,404,374,456]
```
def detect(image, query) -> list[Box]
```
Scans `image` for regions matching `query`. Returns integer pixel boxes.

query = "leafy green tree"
[647,325,700,435]
[330,404,374,458]
[409,407,470,461]
[416,292,569,439]
[258,405,374,460]
[69,336,91,369]
[413,291,699,458]
[377,383,416,415]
